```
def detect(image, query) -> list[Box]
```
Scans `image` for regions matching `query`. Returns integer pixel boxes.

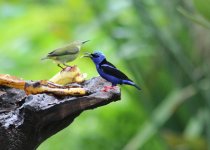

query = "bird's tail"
[123,80,141,90]
[41,56,48,60]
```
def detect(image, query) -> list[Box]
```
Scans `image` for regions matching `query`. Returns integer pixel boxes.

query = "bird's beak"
[81,52,92,58]
[82,40,90,44]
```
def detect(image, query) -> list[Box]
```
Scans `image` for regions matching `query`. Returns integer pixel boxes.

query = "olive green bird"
[41,40,89,69]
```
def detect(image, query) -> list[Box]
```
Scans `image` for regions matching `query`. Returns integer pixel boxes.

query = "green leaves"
[1,0,210,150]
[193,0,210,21]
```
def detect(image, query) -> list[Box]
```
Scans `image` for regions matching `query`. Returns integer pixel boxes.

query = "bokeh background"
[1,0,210,150]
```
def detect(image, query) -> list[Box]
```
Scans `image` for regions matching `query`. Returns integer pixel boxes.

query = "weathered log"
[0,77,121,150]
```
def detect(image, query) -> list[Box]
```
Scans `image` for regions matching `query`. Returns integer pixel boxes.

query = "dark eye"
[92,54,99,58]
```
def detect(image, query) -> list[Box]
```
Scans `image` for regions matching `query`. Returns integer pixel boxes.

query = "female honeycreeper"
[84,51,141,91]
[41,40,89,69]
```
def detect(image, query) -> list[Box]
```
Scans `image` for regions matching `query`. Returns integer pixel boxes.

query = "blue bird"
[84,51,141,91]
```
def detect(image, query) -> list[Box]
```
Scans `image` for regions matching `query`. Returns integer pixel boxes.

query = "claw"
[101,86,116,92]
[57,64,64,69]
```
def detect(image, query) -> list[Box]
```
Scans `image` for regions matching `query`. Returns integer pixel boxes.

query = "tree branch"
[0,77,121,150]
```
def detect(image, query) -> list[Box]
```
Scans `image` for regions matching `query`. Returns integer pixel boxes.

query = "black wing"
[47,47,79,57]
[100,63,131,81]
[100,59,116,68]
[48,50,78,57]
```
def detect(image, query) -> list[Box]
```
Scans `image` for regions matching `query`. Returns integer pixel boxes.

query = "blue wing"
[100,63,131,81]
[100,59,116,68]
[99,59,141,90]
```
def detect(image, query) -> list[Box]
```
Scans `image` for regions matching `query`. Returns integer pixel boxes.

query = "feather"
[99,59,116,68]
[88,51,141,91]
[100,64,131,81]
[122,80,141,90]
[47,47,79,57]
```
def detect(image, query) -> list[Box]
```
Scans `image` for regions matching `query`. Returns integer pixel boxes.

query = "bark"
[0,77,121,150]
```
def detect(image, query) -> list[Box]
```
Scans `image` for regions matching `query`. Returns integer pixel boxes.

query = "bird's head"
[72,40,90,49]
[83,51,105,64]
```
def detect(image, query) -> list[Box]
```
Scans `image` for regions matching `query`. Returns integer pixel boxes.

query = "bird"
[84,51,141,91]
[41,40,89,69]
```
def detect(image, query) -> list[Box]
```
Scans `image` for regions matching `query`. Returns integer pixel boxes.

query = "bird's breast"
[56,53,79,63]
[96,65,121,84]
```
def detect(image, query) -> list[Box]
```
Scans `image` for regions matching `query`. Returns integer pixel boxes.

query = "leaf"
[123,85,196,150]
[193,0,210,21]
[177,7,210,29]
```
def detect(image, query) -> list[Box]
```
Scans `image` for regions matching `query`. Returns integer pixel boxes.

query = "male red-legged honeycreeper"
[84,51,141,91]
[41,40,89,69]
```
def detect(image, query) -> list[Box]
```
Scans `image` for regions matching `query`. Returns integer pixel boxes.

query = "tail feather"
[133,84,141,90]
[41,57,48,60]
[122,80,141,90]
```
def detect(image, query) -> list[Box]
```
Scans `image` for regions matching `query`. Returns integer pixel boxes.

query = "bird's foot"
[57,64,66,72]
[57,64,64,69]
[63,66,73,71]
[59,65,78,73]
[57,64,74,72]
[102,86,116,92]
[60,66,72,72]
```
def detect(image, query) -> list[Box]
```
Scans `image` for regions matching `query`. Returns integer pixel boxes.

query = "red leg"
[102,86,117,92]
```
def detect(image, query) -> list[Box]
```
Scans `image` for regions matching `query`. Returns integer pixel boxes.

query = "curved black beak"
[82,52,92,58]
[82,40,90,44]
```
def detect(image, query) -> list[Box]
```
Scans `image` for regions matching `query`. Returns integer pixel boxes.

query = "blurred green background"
[1,0,210,150]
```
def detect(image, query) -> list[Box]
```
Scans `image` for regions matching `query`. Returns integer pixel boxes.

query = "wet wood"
[0,77,121,150]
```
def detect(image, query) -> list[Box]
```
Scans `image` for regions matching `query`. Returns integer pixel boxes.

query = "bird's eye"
[92,54,99,58]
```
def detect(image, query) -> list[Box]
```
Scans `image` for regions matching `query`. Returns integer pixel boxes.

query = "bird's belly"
[55,54,78,63]
[98,70,121,85]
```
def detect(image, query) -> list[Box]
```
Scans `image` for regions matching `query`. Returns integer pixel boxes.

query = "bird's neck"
[98,58,106,65]
[95,59,105,70]
[93,58,105,66]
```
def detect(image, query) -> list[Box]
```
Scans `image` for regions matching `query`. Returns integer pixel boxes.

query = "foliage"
[0,0,210,150]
